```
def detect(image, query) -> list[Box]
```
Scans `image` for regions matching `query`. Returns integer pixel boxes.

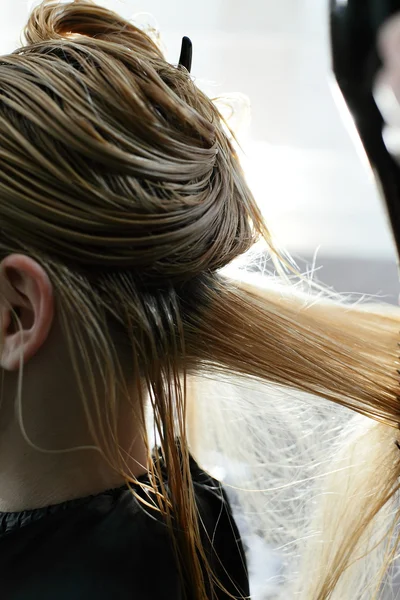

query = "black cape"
[0,455,249,599]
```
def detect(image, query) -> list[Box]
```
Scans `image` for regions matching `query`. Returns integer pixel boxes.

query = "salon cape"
[0,454,249,599]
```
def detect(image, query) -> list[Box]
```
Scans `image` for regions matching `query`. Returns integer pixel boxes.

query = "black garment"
[0,455,249,599]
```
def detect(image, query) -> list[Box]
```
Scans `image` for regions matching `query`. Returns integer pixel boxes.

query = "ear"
[0,254,54,371]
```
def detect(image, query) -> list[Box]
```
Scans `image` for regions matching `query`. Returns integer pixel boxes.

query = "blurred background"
[4,0,400,301]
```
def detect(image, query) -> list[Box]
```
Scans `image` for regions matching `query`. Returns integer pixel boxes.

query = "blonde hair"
[1,1,400,598]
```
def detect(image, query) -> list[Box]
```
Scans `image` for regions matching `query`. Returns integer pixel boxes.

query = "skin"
[0,254,147,512]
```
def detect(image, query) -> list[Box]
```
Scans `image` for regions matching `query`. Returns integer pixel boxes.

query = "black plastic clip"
[178,36,193,73]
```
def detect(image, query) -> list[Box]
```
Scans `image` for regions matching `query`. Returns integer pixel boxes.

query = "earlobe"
[0,255,54,372]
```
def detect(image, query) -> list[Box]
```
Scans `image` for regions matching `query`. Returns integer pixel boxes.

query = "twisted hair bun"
[1,0,264,283]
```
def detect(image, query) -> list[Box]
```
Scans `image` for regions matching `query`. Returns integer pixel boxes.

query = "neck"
[0,394,147,512]
[0,310,148,512]
[0,428,148,512]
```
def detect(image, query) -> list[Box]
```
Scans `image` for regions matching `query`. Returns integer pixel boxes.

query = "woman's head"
[0,0,270,448]
[0,1,269,597]
[0,2,267,451]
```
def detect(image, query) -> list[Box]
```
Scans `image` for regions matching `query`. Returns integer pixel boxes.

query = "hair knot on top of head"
[0,0,268,282]
[0,0,265,285]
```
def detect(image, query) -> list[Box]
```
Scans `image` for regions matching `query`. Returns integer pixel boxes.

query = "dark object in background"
[330,0,400,261]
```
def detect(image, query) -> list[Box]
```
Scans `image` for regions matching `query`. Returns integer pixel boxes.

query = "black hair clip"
[178,36,193,73]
